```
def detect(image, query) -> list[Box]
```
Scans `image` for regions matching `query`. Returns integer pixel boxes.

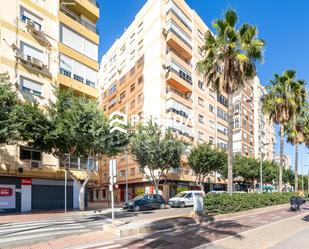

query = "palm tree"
[285,106,309,191]
[262,70,306,192]
[197,9,265,195]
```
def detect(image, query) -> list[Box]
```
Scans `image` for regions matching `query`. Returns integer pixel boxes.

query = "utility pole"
[125,151,129,203]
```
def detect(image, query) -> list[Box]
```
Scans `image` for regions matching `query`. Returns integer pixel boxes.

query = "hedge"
[204,192,294,215]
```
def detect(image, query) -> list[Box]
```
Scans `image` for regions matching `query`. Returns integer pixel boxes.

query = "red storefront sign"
[0,188,12,197]
[21,178,32,185]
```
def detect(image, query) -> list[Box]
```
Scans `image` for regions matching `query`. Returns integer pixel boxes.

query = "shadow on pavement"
[100,209,155,220]
[301,215,309,222]
[122,216,249,248]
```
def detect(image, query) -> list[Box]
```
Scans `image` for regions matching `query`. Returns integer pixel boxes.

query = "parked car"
[123,194,167,212]
[209,190,227,194]
[168,191,204,208]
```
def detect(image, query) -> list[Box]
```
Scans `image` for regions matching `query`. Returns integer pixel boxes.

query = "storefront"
[0,176,81,213]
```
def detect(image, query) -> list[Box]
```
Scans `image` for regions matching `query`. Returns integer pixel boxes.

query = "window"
[137,21,144,34]
[130,50,135,61]
[217,93,228,107]
[108,97,116,108]
[108,83,117,96]
[60,25,98,60]
[120,44,126,55]
[20,147,41,161]
[217,107,228,121]
[217,138,227,150]
[21,42,43,61]
[209,104,215,114]
[130,33,135,44]
[130,83,135,92]
[209,120,215,129]
[198,46,203,57]
[198,114,205,124]
[119,170,125,177]
[102,189,106,198]
[109,54,117,65]
[138,75,144,85]
[60,54,97,88]
[198,29,204,41]
[198,97,204,107]
[138,93,143,103]
[234,103,241,115]
[130,67,135,76]
[217,123,228,135]
[198,80,204,90]
[209,136,214,144]
[137,56,144,67]
[130,100,135,109]
[234,117,240,128]
[138,39,143,51]
[20,76,43,96]
[120,107,126,114]
[20,7,43,31]
[198,131,204,141]
[120,91,126,100]
[209,89,215,98]
[119,75,126,84]
[130,167,135,175]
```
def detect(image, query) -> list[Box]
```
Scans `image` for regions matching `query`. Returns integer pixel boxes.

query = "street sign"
[109,159,117,186]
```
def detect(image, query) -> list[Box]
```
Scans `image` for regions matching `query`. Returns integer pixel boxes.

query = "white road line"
[0,218,75,227]
[0,223,84,233]
[101,245,125,249]
[0,229,90,244]
[0,225,86,237]
[193,212,308,249]
[66,241,115,249]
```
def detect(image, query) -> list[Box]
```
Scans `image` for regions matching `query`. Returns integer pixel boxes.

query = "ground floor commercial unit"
[89,180,227,203]
[0,176,82,213]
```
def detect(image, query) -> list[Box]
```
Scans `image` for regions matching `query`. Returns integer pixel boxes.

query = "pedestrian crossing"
[66,241,128,249]
[0,215,109,248]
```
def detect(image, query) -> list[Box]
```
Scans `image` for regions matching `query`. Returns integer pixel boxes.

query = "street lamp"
[260,142,269,193]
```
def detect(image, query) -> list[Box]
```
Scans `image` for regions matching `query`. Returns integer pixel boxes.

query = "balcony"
[60,6,98,34]
[165,63,192,94]
[63,0,99,23]
[166,48,191,72]
[165,29,192,60]
[166,87,192,108]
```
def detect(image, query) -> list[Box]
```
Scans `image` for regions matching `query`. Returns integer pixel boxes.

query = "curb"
[102,203,290,238]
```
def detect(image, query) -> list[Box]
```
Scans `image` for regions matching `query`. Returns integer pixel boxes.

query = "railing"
[167,28,192,49]
[166,48,191,66]
[60,6,99,34]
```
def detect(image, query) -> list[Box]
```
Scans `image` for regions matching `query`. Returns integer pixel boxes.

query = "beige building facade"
[0,0,100,212]
[97,0,274,202]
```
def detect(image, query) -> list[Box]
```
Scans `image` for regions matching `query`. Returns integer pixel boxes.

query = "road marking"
[193,211,308,249]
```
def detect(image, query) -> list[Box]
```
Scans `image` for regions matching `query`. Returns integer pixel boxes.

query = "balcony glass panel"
[167,59,192,84]
[166,0,192,31]
[166,20,192,49]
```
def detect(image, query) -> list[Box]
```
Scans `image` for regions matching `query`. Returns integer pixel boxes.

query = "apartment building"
[274,155,292,170]
[252,78,275,161]
[0,0,99,212]
[97,0,271,201]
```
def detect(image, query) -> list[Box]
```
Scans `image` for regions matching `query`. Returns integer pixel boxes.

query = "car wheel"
[133,205,140,212]
[179,202,185,208]
[160,203,165,209]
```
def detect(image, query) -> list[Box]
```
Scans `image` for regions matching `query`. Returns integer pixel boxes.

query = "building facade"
[97,0,273,202]
[274,155,292,170]
[0,0,100,212]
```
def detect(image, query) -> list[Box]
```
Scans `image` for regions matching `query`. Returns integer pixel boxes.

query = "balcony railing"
[166,86,192,101]
[166,48,191,66]
[60,6,99,34]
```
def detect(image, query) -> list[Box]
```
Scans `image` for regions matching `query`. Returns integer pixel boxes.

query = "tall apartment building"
[98,0,273,201]
[0,0,99,212]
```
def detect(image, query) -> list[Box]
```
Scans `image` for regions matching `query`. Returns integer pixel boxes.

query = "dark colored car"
[123,194,166,212]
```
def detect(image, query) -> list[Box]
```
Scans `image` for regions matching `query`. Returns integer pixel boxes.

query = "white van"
[168,191,204,208]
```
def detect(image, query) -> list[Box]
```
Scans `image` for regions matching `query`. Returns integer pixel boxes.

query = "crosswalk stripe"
[0,218,76,227]
[0,222,82,233]
[101,245,125,249]
[65,241,115,249]
[0,229,90,244]
[0,224,86,237]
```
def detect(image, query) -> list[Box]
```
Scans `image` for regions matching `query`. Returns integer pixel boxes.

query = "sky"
[97,0,309,172]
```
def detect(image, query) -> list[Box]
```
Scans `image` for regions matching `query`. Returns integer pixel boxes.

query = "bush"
[204,192,294,215]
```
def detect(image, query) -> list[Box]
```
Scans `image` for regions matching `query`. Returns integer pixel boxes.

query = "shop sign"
[0,188,12,197]
[21,178,32,185]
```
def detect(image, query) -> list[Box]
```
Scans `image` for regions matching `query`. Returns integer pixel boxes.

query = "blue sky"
[97,0,309,172]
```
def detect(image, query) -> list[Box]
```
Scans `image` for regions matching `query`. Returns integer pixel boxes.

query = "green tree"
[263,70,306,192]
[188,143,226,191]
[0,72,20,145]
[263,160,278,184]
[130,121,184,195]
[233,155,259,184]
[28,90,128,210]
[197,9,265,194]
[285,107,309,191]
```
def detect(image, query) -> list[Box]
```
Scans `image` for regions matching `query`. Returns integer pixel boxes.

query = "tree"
[130,121,184,195]
[0,72,20,145]
[188,143,226,191]
[197,9,265,195]
[233,155,259,185]
[285,106,309,191]
[263,70,306,192]
[28,90,128,210]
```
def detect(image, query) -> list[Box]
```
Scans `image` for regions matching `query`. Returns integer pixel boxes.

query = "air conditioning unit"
[15,50,27,63]
[31,57,43,69]
[30,160,42,169]
[26,19,41,33]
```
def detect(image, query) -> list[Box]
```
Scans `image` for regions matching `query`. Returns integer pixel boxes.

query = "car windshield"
[133,195,146,201]
[174,192,187,198]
